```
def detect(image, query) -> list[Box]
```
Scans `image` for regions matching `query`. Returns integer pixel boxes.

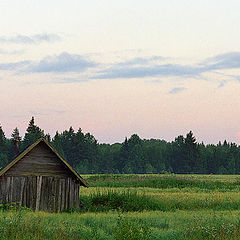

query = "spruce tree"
[52,131,65,158]
[0,125,6,148]
[184,131,199,173]
[11,127,21,142]
[9,127,22,159]
[22,117,44,149]
[0,124,8,166]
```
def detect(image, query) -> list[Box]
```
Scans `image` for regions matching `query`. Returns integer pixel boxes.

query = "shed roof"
[0,138,88,187]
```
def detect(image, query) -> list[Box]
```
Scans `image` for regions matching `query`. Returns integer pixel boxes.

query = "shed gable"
[4,141,75,179]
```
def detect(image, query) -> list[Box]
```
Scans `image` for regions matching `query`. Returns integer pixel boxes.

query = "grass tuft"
[80,190,160,212]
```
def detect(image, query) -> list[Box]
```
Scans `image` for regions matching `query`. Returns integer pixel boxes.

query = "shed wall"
[0,176,80,212]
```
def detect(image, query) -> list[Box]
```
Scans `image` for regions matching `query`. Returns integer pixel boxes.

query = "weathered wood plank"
[6,177,11,202]
[19,177,25,206]
[35,176,42,211]
[61,179,65,211]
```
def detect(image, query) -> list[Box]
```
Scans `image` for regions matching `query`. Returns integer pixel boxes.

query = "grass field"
[1,174,240,239]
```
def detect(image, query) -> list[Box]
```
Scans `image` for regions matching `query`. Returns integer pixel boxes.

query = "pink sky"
[0,1,240,145]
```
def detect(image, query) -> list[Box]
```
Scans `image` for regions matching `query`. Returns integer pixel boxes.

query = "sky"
[0,0,240,144]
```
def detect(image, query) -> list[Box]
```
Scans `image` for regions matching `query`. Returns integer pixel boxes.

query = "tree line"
[0,117,240,174]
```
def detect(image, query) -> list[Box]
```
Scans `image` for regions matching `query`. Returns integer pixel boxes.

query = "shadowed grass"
[80,190,160,212]
[79,189,240,212]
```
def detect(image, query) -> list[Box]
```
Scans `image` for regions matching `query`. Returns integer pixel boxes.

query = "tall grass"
[0,210,151,240]
[86,174,240,191]
[184,214,240,240]
[0,210,113,240]
[1,210,240,239]
[2,174,240,239]
[80,190,160,212]
[79,189,240,212]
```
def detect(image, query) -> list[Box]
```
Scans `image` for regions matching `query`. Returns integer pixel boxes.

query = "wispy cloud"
[0,49,25,55]
[93,52,240,80]
[2,51,240,85]
[169,87,186,94]
[202,52,240,71]
[28,52,97,73]
[52,77,89,84]
[29,109,66,116]
[94,64,203,79]
[0,61,30,70]
[51,110,66,115]
[0,52,97,74]
[235,76,240,82]
[147,79,162,83]
[29,111,48,116]
[116,56,166,67]
[0,34,61,45]
[11,115,26,119]
[217,80,227,88]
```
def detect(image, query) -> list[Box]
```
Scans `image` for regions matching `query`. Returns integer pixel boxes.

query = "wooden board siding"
[4,142,74,179]
[0,176,80,212]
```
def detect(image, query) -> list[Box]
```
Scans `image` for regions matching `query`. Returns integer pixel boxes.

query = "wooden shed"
[0,138,88,212]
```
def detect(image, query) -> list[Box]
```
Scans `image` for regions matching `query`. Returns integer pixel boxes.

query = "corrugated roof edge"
[0,138,89,187]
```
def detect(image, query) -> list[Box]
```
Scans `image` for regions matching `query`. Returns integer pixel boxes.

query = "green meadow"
[2,174,240,239]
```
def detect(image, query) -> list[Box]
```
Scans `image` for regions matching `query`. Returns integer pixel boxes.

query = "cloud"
[217,80,227,88]
[29,109,66,116]
[93,52,240,80]
[201,52,240,71]
[51,110,66,115]
[235,76,240,82]
[0,61,30,70]
[2,51,240,83]
[117,56,165,67]
[94,64,203,79]
[0,49,25,55]
[12,115,26,118]
[0,34,61,45]
[28,52,97,73]
[32,34,61,43]
[169,87,186,94]
[147,79,162,83]
[52,77,89,84]
[92,54,205,79]
[29,111,48,116]
[0,52,97,73]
